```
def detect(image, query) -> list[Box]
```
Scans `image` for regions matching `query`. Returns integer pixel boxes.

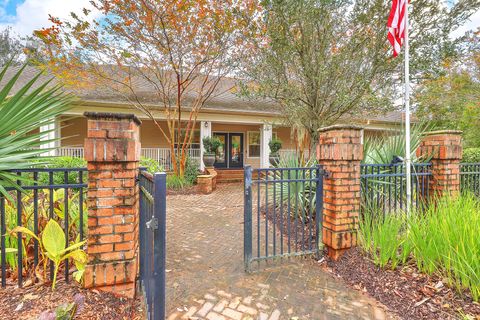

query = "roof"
[1,65,405,124]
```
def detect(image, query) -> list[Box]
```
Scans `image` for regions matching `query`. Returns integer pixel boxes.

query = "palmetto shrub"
[268,152,319,220]
[0,64,73,198]
[0,63,80,286]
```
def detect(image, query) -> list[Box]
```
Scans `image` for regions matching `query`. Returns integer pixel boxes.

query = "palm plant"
[0,64,74,199]
[361,123,434,212]
[363,122,433,164]
[268,152,319,220]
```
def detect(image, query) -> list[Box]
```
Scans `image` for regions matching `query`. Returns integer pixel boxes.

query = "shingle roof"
[1,65,405,123]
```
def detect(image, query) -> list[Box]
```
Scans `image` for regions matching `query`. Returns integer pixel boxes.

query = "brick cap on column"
[84,112,142,126]
[423,130,463,136]
[317,124,363,133]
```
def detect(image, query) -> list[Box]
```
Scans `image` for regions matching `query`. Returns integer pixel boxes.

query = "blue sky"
[0,0,478,37]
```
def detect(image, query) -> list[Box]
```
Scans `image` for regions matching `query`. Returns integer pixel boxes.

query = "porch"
[48,116,297,171]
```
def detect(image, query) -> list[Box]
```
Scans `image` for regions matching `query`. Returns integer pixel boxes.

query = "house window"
[248,131,279,158]
[248,131,260,158]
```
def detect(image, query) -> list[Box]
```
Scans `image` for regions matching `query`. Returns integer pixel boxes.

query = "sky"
[0,0,479,38]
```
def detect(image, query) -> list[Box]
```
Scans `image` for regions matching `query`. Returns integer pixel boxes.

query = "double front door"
[213,133,244,168]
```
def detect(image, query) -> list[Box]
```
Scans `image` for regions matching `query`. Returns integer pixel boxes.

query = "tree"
[0,27,24,66]
[241,0,480,148]
[416,30,480,147]
[34,0,261,176]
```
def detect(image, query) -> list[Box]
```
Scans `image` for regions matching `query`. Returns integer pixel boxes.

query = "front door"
[213,133,244,168]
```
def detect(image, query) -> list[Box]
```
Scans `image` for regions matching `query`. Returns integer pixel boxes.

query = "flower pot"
[269,154,280,167]
[203,153,216,167]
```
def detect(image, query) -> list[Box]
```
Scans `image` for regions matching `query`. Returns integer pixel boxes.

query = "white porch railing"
[56,147,201,170]
[57,147,85,158]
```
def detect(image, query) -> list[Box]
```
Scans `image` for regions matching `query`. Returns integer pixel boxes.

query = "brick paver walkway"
[166,184,393,320]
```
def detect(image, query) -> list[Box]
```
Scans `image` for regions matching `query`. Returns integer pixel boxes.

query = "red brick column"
[83,112,141,298]
[417,130,463,197]
[317,125,363,260]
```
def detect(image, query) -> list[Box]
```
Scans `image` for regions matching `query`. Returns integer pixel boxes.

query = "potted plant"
[269,137,282,166]
[202,136,222,168]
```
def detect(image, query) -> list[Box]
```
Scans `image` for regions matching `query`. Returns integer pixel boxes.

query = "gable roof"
[1,65,405,123]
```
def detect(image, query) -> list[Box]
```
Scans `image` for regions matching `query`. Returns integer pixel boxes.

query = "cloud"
[0,0,98,36]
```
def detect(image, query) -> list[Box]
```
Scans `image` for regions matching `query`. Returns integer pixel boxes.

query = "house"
[3,66,405,173]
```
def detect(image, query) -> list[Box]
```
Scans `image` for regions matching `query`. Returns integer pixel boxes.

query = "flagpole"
[404,0,412,213]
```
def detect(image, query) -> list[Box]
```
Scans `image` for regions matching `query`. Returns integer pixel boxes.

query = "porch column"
[40,118,60,156]
[261,123,272,168]
[200,121,212,171]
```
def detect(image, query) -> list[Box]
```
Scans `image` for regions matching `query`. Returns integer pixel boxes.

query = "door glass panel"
[214,134,226,165]
[230,135,242,167]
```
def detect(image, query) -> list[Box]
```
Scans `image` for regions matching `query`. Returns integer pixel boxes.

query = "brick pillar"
[417,130,463,197]
[83,112,141,298]
[317,125,363,260]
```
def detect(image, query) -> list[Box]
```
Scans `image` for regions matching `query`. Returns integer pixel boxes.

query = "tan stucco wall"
[60,116,87,147]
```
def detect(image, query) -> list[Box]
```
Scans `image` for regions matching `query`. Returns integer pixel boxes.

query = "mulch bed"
[325,248,480,320]
[0,281,143,320]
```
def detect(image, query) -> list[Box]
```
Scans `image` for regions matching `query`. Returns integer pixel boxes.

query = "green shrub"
[184,157,199,185]
[462,148,480,163]
[140,157,164,174]
[359,194,480,301]
[36,156,87,185]
[268,137,282,155]
[359,205,404,270]
[167,174,188,190]
[202,136,222,154]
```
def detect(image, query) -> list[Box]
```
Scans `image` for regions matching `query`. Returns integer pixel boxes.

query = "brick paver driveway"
[166,183,392,320]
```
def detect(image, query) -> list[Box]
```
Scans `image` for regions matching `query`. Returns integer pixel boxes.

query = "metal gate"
[139,171,167,320]
[244,165,326,271]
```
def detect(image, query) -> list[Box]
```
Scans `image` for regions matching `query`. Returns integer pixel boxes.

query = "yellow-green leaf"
[42,220,65,258]
[10,226,41,243]
[64,249,87,264]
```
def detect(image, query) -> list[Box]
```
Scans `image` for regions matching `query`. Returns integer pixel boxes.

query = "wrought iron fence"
[244,165,325,272]
[0,168,87,288]
[139,171,167,320]
[460,163,480,196]
[360,163,432,213]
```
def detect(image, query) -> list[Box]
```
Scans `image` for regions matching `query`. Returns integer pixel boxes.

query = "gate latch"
[146,217,158,230]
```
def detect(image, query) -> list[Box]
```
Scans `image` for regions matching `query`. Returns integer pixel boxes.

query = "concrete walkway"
[166,184,393,320]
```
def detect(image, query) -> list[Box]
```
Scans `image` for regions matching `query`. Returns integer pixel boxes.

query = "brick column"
[317,125,363,260]
[83,112,141,298]
[417,130,463,197]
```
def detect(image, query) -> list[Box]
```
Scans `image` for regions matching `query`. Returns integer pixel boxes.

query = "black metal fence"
[460,163,480,196]
[360,163,432,213]
[244,165,325,272]
[0,168,87,288]
[139,171,167,320]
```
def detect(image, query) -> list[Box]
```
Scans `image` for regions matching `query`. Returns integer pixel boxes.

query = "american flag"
[387,0,408,57]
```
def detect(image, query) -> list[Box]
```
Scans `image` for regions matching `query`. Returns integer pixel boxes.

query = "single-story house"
[3,66,405,174]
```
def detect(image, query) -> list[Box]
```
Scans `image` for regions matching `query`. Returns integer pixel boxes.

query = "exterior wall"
[139,119,170,148]
[60,116,88,146]
[275,127,295,149]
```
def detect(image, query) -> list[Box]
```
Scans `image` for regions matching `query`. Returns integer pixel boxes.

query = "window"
[248,131,260,158]
[247,131,279,158]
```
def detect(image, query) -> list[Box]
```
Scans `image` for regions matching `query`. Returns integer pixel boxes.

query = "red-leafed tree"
[34,0,262,176]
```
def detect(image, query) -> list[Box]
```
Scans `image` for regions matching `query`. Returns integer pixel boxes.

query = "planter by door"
[213,133,244,168]
[203,153,216,167]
